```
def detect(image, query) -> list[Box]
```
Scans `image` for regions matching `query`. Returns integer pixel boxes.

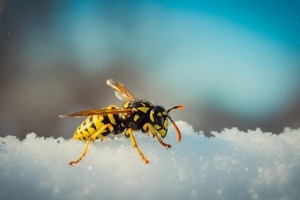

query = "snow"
[0,122,300,200]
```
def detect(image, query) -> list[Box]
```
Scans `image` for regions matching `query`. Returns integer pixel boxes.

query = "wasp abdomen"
[74,115,117,140]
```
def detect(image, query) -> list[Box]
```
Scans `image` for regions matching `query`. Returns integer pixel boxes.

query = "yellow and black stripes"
[73,105,121,140]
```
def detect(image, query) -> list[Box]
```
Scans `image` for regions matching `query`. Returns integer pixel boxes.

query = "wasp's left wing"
[106,79,136,101]
[59,108,132,118]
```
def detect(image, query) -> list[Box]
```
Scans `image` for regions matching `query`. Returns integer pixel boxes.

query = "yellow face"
[150,107,169,138]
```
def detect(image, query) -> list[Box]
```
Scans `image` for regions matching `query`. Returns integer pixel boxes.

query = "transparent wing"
[59,108,132,118]
[106,79,136,101]
[114,91,128,101]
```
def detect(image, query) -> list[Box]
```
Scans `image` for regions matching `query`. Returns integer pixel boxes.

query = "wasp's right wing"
[59,108,132,118]
[106,79,136,101]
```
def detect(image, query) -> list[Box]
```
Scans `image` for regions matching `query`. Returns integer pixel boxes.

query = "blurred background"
[0,0,299,138]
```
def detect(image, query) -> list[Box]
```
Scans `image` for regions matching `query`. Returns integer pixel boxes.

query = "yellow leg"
[126,128,149,164]
[69,124,114,166]
[144,123,171,148]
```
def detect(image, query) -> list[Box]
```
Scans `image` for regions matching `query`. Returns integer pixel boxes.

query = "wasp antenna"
[175,105,185,110]
[168,116,182,142]
[167,104,185,113]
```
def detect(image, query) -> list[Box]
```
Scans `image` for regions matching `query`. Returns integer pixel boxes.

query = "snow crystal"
[0,122,299,200]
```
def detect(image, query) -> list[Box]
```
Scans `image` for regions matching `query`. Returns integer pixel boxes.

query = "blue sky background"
[0,0,299,136]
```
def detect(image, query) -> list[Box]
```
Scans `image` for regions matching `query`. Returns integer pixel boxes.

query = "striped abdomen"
[73,106,121,140]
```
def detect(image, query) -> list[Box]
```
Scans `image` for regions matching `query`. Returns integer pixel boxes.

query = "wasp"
[60,79,184,165]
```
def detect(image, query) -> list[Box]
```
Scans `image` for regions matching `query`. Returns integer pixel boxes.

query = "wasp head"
[149,105,185,142]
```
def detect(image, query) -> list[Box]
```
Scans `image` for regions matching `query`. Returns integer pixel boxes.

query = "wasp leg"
[143,123,171,149]
[126,128,149,164]
[69,124,114,166]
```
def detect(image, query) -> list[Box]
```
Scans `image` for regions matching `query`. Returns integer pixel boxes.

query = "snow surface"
[0,121,300,200]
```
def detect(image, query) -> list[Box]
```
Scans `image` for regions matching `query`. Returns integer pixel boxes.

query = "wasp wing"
[59,108,132,118]
[106,79,136,101]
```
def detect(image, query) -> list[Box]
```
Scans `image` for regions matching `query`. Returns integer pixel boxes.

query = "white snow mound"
[0,121,300,200]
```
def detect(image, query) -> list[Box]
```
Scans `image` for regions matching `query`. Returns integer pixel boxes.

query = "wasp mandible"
[60,79,184,165]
